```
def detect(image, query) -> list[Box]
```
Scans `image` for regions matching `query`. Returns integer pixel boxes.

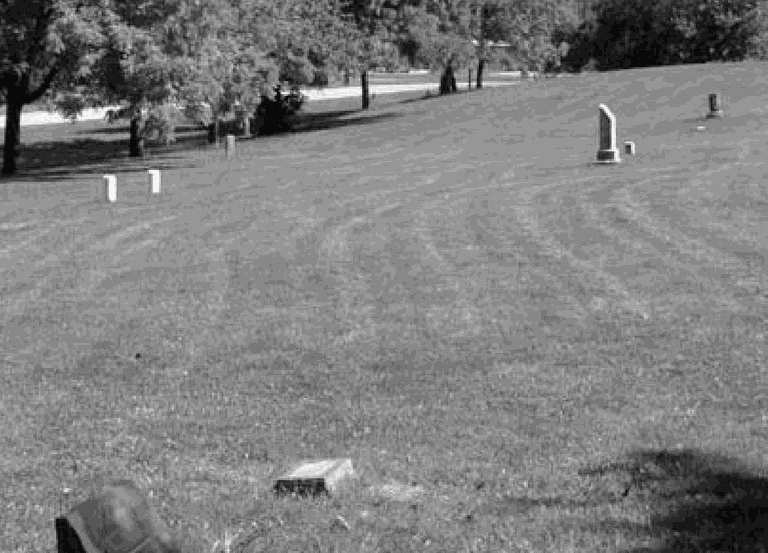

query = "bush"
[143,103,182,146]
[53,93,87,123]
[561,21,598,72]
[207,119,245,143]
[255,84,306,135]
[183,102,213,128]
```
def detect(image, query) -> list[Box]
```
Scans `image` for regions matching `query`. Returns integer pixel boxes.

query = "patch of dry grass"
[1,62,767,552]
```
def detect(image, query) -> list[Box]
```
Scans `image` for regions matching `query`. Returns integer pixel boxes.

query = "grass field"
[1,62,767,552]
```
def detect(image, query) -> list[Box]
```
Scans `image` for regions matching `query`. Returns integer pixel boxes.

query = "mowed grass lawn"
[1,62,767,552]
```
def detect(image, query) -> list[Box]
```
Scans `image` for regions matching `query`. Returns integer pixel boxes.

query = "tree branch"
[24,65,60,103]
[25,7,55,72]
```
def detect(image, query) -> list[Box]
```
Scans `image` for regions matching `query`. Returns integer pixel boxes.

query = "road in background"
[0,73,541,128]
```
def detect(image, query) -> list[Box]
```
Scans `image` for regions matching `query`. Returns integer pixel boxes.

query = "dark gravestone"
[55,480,176,553]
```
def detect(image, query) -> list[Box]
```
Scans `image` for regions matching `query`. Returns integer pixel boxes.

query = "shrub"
[183,102,213,128]
[255,84,306,135]
[143,103,182,146]
[206,119,246,143]
[53,93,87,124]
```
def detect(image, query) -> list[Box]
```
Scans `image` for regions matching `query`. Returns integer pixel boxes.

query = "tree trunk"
[361,71,370,110]
[440,63,457,95]
[129,116,145,158]
[207,112,221,144]
[1,97,23,176]
[477,59,485,89]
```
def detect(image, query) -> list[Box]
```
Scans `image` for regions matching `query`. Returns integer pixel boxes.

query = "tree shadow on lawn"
[6,136,204,182]
[77,123,206,136]
[5,108,402,180]
[580,448,768,552]
[396,88,477,106]
[289,109,402,133]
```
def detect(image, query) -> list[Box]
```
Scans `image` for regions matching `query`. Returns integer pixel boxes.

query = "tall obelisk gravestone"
[596,103,620,164]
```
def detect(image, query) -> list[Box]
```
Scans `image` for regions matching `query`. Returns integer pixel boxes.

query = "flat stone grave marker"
[273,458,355,497]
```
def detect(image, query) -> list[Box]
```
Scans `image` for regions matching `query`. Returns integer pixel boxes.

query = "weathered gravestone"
[56,480,177,553]
[595,104,620,164]
[707,92,723,119]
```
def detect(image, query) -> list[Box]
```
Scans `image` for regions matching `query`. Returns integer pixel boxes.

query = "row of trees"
[2,0,766,175]
[1,0,586,175]
[559,0,767,72]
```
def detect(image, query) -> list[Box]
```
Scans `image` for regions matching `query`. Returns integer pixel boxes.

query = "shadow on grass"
[398,92,442,106]
[482,448,767,551]
[4,107,404,180]
[395,87,482,106]
[290,109,402,133]
[77,123,206,136]
[5,136,206,182]
[581,448,768,552]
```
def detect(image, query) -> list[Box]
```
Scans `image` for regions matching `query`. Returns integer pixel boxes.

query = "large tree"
[336,0,406,108]
[0,0,109,175]
[161,0,280,141]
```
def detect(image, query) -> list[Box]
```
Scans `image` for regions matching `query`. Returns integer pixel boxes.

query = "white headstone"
[624,141,635,155]
[148,169,161,196]
[103,175,117,203]
[596,104,620,164]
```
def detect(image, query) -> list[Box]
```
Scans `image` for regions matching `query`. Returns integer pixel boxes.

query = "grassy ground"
[1,62,767,553]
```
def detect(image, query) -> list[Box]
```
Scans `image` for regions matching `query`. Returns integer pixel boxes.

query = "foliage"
[50,92,87,123]
[255,84,306,135]
[559,19,598,72]
[576,0,768,70]
[143,102,183,145]
[0,0,111,174]
[164,0,281,118]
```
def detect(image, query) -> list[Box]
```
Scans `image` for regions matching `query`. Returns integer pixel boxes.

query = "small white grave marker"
[274,458,355,497]
[624,141,635,155]
[706,93,723,119]
[225,134,236,160]
[148,169,161,196]
[102,175,117,203]
[596,104,620,164]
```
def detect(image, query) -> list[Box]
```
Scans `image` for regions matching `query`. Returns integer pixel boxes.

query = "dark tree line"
[558,0,767,72]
